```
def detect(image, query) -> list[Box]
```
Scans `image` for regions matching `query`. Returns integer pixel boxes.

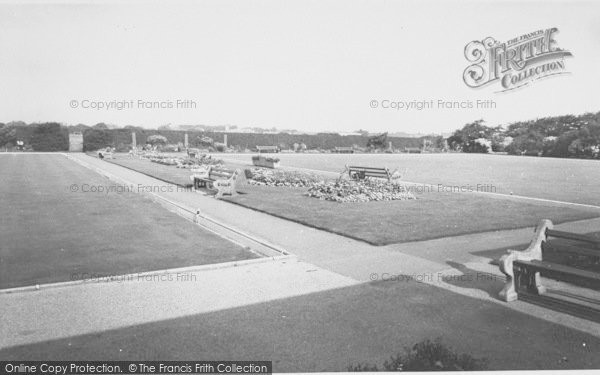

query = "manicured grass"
[224,184,600,245]
[97,153,600,245]
[219,153,600,206]
[105,155,194,187]
[0,154,258,289]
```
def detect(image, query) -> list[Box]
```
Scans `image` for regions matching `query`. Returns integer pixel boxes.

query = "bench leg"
[499,279,518,302]
[214,185,235,199]
[215,190,223,199]
[515,265,547,296]
[498,219,552,301]
[527,270,546,295]
[499,252,518,302]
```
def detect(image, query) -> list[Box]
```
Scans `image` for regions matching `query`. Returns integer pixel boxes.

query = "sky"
[1,0,599,134]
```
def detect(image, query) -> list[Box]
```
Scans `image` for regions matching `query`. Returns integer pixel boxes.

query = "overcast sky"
[1,0,599,133]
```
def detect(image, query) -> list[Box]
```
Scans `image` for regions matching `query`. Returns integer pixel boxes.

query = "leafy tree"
[0,125,17,148]
[6,121,27,127]
[448,120,499,153]
[83,128,113,151]
[69,123,90,132]
[567,122,600,158]
[367,132,388,150]
[146,134,168,146]
[505,130,544,155]
[544,130,578,157]
[193,135,214,148]
[446,134,463,151]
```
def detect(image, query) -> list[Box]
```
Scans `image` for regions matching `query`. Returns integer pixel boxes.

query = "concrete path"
[0,258,358,348]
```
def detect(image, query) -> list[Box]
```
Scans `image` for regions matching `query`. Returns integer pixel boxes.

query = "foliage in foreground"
[348,339,488,372]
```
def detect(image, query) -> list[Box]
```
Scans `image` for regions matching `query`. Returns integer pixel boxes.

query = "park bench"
[404,147,422,153]
[98,151,113,159]
[499,219,600,303]
[333,147,354,153]
[191,166,240,198]
[256,145,279,153]
[340,165,399,182]
[187,148,200,158]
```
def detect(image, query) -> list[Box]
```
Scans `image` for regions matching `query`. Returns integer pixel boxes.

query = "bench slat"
[543,242,600,258]
[347,166,391,181]
[361,171,389,175]
[514,259,600,281]
[348,166,388,171]
[210,172,234,177]
[546,229,600,247]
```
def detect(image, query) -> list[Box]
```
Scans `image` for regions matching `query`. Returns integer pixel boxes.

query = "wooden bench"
[333,147,354,153]
[340,165,398,182]
[190,166,240,198]
[499,219,600,302]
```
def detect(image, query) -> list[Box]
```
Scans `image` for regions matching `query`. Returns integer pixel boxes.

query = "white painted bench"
[190,166,240,198]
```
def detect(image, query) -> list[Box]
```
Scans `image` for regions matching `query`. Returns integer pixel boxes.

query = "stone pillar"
[223,134,228,147]
[132,132,137,149]
[68,132,83,152]
[184,133,189,148]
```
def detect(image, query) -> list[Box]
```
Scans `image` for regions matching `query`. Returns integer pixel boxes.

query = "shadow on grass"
[2,279,599,371]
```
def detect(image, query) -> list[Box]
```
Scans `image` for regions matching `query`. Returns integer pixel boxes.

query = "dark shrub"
[83,128,113,151]
[348,339,488,372]
[30,123,69,151]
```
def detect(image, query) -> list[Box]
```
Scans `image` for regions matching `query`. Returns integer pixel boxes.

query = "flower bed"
[246,168,323,187]
[306,179,417,203]
[252,155,280,168]
[177,155,224,168]
[246,168,417,203]
[142,153,224,168]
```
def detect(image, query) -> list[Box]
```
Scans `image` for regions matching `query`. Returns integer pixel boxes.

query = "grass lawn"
[95,153,600,245]
[219,153,600,206]
[105,155,194,187]
[224,184,600,245]
[0,154,258,289]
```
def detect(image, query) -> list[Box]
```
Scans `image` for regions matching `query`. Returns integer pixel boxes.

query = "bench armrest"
[499,219,553,301]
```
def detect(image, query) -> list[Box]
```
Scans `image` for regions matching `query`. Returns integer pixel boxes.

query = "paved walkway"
[2,153,599,370]
[0,259,358,348]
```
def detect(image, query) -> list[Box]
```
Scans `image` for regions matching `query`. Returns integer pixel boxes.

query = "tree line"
[0,122,426,152]
[447,111,600,158]
[3,111,599,159]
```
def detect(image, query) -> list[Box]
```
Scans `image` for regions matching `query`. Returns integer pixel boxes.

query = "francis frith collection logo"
[463,28,573,92]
